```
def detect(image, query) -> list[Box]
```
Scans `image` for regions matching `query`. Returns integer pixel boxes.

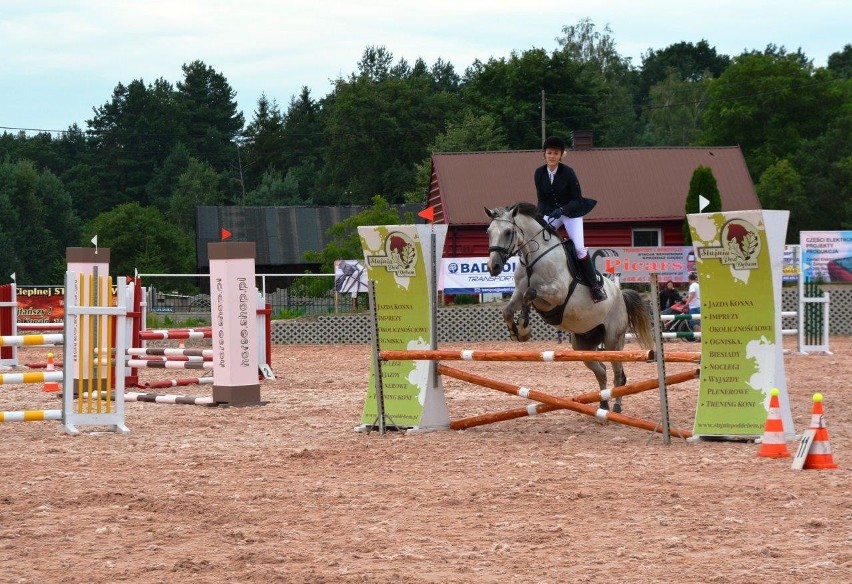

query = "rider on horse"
[534,136,606,303]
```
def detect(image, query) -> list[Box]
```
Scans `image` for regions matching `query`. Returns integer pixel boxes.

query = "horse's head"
[484,205,524,277]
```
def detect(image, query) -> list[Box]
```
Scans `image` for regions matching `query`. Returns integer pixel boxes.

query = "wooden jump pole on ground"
[381,349,654,362]
[437,364,693,438]
[380,348,700,364]
[446,366,699,430]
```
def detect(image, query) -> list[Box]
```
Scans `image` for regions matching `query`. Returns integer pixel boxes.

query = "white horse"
[485,202,654,412]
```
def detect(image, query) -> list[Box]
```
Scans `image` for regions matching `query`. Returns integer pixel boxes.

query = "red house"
[425,135,761,258]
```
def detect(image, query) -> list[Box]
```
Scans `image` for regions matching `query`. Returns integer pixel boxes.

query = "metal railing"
[138,273,369,318]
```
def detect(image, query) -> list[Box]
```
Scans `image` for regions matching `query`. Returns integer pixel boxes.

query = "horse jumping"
[485,202,654,413]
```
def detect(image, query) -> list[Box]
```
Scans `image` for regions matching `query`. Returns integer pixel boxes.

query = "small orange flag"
[418,207,435,222]
[221,227,232,241]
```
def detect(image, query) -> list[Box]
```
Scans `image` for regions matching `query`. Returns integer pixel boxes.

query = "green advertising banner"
[688,210,793,439]
[357,224,449,430]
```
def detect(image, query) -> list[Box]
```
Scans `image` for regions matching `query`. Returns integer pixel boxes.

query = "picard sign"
[591,247,693,283]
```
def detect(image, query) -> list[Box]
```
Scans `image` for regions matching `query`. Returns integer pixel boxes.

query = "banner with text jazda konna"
[357,224,450,430]
[688,210,794,439]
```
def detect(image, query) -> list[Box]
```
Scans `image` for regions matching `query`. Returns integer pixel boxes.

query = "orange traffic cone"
[803,393,838,470]
[757,387,790,458]
[42,352,60,393]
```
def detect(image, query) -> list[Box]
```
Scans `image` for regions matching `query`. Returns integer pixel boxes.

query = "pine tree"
[683,165,722,244]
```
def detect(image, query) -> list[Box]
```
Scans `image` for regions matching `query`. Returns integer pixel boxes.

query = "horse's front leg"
[503,282,533,342]
[582,361,610,412]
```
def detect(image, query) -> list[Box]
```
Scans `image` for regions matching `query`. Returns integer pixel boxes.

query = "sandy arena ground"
[0,336,849,583]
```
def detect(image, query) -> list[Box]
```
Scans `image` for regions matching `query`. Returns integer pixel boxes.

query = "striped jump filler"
[125,392,217,406]
[139,377,215,390]
[126,348,214,358]
[0,409,62,423]
[0,334,65,347]
[126,360,212,370]
[0,371,64,385]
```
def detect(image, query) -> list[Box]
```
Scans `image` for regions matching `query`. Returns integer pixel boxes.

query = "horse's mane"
[511,201,561,236]
[513,201,540,218]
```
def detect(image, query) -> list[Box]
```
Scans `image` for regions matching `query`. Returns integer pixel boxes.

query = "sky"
[1,0,849,135]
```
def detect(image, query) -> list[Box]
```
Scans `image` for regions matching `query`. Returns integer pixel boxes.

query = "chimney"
[571,130,594,151]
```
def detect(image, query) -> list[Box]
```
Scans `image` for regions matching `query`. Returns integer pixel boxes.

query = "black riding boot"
[578,255,606,303]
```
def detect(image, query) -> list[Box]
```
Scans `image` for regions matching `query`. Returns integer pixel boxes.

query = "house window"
[632,228,661,246]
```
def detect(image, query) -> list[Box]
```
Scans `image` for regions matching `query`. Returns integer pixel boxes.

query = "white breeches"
[545,214,587,258]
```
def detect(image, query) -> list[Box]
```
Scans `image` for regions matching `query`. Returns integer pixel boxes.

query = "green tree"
[276,87,326,204]
[241,93,286,191]
[168,159,226,231]
[303,195,410,271]
[641,70,712,145]
[321,47,458,204]
[756,159,806,242]
[462,47,596,148]
[243,169,301,205]
[555,18,640,146]
[404,111,508,203]
[146,142,192,213]
[639,40,730,97]
[87,77,185,212]
[0,160,80,283]
[683,165,721,244]
[11,131,62,174]
[177,60,245,170]
[82,202,195,280]
[827,44,852,79]
[700,47,842,179]
[430,111,509,153]
[790,112,852,234]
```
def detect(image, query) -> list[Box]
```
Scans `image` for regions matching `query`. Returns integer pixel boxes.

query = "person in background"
[686,272,701,331]
[658,280,682,312]
[534,136,604,302]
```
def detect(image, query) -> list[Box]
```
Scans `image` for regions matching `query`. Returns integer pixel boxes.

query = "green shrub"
[452,294,480,305]
[146,313,211,328]
[273,308,306,320]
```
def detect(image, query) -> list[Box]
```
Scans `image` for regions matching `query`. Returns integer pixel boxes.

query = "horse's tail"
[623,289,654,350]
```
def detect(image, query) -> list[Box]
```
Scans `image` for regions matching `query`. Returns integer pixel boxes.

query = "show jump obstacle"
[64,247,129,434]
[355,224,697,438]
[207,242,261,406]
[1,242,264,432]
[118,242,262,406]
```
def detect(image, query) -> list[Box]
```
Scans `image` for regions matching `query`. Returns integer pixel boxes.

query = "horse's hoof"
[599,401,609,411]
[613,403,622,414]
[517,333,531,342]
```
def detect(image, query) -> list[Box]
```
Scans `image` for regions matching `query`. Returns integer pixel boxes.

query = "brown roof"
[428,147,760,226]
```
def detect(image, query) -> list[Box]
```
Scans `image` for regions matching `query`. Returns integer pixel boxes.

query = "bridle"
[488,214,563,276]
[487,217,519,266]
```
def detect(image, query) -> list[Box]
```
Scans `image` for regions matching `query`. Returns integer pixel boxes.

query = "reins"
[489,209,576,285]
